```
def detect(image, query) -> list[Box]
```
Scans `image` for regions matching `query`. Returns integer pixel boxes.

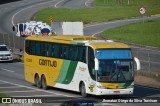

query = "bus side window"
[51,44,55,57]
[42,43,46,56]
[59,45,63,58]
[82,47,86,63]
[46,43,52,57]
[78,46,85,62]
[54,44,60,58]
[62,46,69,59]
[25,40,31,54]
[78,47,82,61]
[68,46,73,60]
[40,43,44,56]
[35,42,41,55]
[68,45,77,61]
[65,46,69,60]
[31,41,36,55]
[72,46,78,61]
[88,47,95,79]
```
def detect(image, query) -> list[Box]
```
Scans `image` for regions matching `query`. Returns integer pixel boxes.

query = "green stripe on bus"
[119,82,132,87]
[62,61,78,84]
[70,42,85,45]
[124,81,132,87]
[56,60,71,83]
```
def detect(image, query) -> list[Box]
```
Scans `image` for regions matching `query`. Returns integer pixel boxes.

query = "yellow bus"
[24,35,140,97]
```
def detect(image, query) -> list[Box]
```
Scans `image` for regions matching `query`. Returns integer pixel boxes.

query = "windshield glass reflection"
[97,59,134,82]
[95,49,134,83]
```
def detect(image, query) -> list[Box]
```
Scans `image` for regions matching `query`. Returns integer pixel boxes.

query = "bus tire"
[80,82,88,97]
[41,75,48,90]
[34,74,41,88]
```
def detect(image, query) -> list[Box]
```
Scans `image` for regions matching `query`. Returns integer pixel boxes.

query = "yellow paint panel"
[24,53,63,87]
[90,42,129,49]
[26,35,97,43]
[100,82,119,89]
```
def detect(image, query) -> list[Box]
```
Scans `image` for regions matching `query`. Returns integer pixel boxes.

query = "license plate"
[2,56,7,59]
[114,91,120,94]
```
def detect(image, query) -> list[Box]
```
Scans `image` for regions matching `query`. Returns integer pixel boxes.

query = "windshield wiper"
[119,69,127,82]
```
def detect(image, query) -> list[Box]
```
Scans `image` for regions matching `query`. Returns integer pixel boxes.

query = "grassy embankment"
[0,93,9,97]
[95,0,160,6]
[35,7,159,24]
[35,0,160,47]
[95,0,160,48]
[101,20,160,48]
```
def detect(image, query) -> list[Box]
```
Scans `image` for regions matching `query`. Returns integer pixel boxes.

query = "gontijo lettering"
[39,59,57,67]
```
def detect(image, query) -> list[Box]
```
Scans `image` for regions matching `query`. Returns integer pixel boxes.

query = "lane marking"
[18,62,24,64]
[140,60,160,64]
[135,85,160,91]
[19,3,25,6]
[12,0,57,25]
[85,0,91,7]
[0,90,42,93]
[54,0,65,8]
[13,95,58,97]
[4,8,8,10]
[84,19,130,28]
[131,46,160,53]
[0,86,22,88]
[102,103,120,106]
[92,30,103,36]
[0,81,6,84]
[0,80,75,97]
[1,68,15,73]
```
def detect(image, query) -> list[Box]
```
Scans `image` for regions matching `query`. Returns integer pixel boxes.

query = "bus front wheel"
[80,82,88,97]
[41,75,48,90]
[34,74,41,88]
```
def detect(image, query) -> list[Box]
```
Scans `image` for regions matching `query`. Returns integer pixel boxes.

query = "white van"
[0,44,13,62]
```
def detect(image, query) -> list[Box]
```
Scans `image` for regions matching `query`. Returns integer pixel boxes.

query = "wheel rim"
[81,84,86,97]
[42,76,47,89]
[35,75,39,87]
[35,75,41,88]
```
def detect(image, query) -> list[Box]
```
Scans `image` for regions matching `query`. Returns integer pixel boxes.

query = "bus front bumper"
[95,87,133,95]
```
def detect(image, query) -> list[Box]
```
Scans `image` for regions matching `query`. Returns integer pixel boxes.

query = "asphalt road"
[0,0,159,72]
[0,0,160,105]
[0,62,160,105]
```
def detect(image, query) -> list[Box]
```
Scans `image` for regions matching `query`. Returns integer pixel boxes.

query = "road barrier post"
[3,33,5,44]
[148,52,151,72]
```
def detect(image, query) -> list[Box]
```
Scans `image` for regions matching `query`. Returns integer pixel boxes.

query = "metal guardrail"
[0,33,24,57]
[12,48,23,56]
[0,33,25,51]
[0,32,160,72]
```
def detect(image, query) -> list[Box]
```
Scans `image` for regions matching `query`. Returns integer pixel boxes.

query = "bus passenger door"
[87,47,96,82]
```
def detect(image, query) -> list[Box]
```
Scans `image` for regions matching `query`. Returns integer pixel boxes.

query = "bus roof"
[26,35,129,49]
[89,42,129,49]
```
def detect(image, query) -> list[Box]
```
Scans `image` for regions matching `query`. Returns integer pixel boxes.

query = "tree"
[115,0,121,5]
[128,0,130,5]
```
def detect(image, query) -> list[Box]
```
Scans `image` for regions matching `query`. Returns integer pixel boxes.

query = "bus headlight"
[97,84,106,89]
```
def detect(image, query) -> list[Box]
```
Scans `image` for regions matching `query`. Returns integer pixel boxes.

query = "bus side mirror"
[134,57,140,70]
[95,58,99,71]
[12,26,15,31]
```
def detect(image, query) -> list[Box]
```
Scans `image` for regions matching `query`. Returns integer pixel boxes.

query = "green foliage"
[35,1,159,47]
[101,20,160,48]
[95,0,160,6]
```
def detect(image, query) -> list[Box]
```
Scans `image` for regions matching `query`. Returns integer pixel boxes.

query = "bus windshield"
[96,49,134,82]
